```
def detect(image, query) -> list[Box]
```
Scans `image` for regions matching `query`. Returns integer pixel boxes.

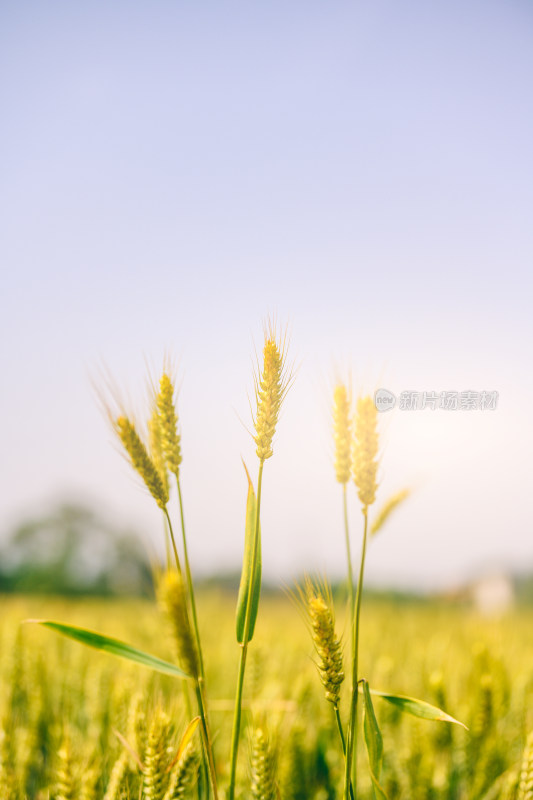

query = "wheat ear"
[228,322,291,800]
[148,406,170,499]
[304,578,344,706]
[55,737,75,800]
[164,743,199,800]
[334,382,355,651]
[158,570,218,799]
[156,372,183,479]
[251,726,277,800]
[143,709,171,800]
[345,394,380,800]
[159,570,200,681]
[253,322,290,461]
[334,384,352,485]
[103,753,128,800]
[116,416,169,509]
[519,732,533,800]
[352,395,379,509]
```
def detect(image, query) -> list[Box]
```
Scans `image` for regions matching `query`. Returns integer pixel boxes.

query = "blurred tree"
[0,503,153,596]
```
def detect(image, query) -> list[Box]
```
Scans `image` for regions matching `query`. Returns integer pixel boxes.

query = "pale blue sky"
[1,0,532,588]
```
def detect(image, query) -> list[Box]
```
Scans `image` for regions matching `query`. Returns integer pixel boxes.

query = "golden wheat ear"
[518,731,533,800]
[250,724,277,800]
[165,742,200,800]
[333,383,352,485]
[142,708,171,800]
[253,321,291,461]
[352,395,379,508]
[300,577,344,707]
[115,415,169,509]
[157,570,200,681]
[156,372,183,478]
[148,405,170,499]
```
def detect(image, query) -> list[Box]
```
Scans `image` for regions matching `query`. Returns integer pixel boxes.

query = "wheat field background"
[1,591,532,799]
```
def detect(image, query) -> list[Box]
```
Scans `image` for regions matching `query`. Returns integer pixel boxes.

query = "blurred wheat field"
[1,591,532,799]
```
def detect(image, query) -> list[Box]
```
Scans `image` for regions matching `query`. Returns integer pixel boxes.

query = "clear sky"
[1,0,532,589]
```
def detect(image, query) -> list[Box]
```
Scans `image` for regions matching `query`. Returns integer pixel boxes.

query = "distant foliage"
[0,503,152,595]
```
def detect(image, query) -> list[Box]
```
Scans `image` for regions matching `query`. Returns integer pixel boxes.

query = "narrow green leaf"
[25,620,190,679]
[235,461,262,644]
[369,688,467,729]
[362,680,389,800]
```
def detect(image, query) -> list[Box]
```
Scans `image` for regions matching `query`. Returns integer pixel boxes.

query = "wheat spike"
[352,395,379,508]
[251,726,277,800]
[143,710,172,800]
[149,407,170,498]
[116,416,169,508]
[158,570,200,680]
[304,578,344,706]
[472,673,494,740]
[163,743,199,800]
[333,384,352,484]
[80,761,100,800]
[103,752,128,800]
[0,726,16,800]
[55,738,75,800]
[253,322,290,461]
[156,373,183,478]
[518,731,533,800]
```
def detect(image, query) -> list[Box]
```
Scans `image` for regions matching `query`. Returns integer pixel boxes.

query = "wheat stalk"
[333,382,356,677]
[345,393,380,800]
[159,570,200,682]
[228,321,291,800]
